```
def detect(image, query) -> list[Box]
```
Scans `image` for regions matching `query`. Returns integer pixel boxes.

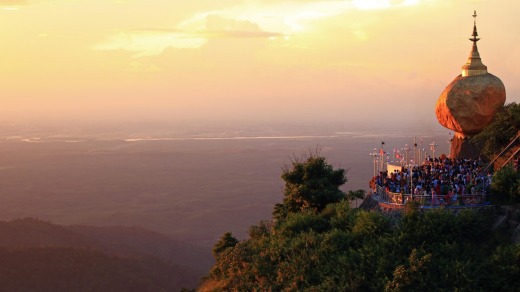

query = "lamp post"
[410,159,414,199]
[370,148,379,179]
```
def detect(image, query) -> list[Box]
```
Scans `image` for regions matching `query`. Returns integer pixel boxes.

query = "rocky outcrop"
[450,135,479,159]
[359,194,381,211]
[436,73,506,136]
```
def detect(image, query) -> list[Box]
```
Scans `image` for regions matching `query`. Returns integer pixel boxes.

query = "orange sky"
[1,0,519,129]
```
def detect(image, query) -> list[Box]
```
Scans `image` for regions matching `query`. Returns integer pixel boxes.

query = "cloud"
[351,0,420,10]
[94,0,423,57]
[94,14,282,57]
[178,0,424,34]
[203,14,282,38]
[0,0,26,5]
[93,30,208,57]
[0,0,26,9]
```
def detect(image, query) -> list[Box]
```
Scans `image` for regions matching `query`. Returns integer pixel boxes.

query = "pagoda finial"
[471,10,480,43]
[462,10,487,77]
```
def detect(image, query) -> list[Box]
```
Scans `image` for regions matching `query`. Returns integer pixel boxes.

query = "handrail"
[373,185,486,207]
[500,146,520,169]
[479,131,520,175]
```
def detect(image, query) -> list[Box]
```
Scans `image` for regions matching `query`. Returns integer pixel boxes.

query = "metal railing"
[373,185,487,207]
[480,131,520,175]
[500,147,520,169]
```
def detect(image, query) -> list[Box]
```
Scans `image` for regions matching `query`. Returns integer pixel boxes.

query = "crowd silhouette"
[372,156,492,206]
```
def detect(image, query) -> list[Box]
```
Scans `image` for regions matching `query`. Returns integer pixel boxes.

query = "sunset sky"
[1,0,519,130]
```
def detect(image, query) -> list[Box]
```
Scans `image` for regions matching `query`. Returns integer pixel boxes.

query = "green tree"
[488,244,520,291]
[201,152,519,291]
[385,249,433,292]
[471,102,520,159]
[212,232,239,258]
[274,153,347,220]
[491,165,520,203]
[347,189,366,203]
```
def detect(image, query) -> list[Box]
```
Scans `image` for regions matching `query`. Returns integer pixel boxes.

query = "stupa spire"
[462,10,487,77]
[471,10,480,43]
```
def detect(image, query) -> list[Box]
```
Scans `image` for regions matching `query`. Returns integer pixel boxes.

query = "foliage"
[471,102,520,160]
[491,165,520,204]
[201,155,520,291]
[202,201,518,291]
[347,189,366,203]
[385,249,433,292]
[273,153,347,221]
[212,232,239,259]
[488,244,520,291]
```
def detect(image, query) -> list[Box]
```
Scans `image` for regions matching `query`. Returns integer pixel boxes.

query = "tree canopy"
[201,201,519,291]
[273,153,347,221]
[212,232,239,258]
[471,102,520,160]
[491,165,520,204]
[471,102,520,204]
[200,154,520,291]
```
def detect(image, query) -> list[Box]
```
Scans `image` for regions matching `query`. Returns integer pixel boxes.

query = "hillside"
[200,155,520,291]
[0,246,196,292]
[69,225,214,272]
[0,218,212,291]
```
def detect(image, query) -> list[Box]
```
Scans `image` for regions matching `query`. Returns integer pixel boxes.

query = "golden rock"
[435,73,506,136]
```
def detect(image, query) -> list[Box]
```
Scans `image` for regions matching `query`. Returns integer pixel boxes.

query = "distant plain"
[0,125,450,250]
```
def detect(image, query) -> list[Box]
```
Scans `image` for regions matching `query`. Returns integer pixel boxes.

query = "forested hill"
[0,246,195,292]
[200,154,520,291]
[0,218,212,291]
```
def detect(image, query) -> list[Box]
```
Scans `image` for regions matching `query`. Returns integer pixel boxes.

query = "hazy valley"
[0,124,450,283]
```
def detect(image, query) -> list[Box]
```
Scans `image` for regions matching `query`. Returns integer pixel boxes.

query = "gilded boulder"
[435,73,506,136]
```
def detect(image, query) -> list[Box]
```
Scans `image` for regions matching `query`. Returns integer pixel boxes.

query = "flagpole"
[380,141,385,172]
[410,160,414,200]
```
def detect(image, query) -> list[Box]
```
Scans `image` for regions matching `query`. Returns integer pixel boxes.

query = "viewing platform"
[366,139,496,212]
[370,185,491,211]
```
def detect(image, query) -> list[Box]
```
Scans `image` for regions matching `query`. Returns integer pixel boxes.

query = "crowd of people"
[372,156,492,205]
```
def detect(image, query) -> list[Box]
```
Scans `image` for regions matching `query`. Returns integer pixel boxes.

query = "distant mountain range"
[0,218,214,291]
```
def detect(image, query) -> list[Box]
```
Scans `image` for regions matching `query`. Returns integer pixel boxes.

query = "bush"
[491,165,520,204]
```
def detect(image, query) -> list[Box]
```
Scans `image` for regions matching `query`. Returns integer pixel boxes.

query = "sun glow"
[2,0,519,126]
[352,0,420,10]
[91,0,426,57]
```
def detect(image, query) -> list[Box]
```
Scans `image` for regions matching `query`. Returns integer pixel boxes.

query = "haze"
[4,1,516,282]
